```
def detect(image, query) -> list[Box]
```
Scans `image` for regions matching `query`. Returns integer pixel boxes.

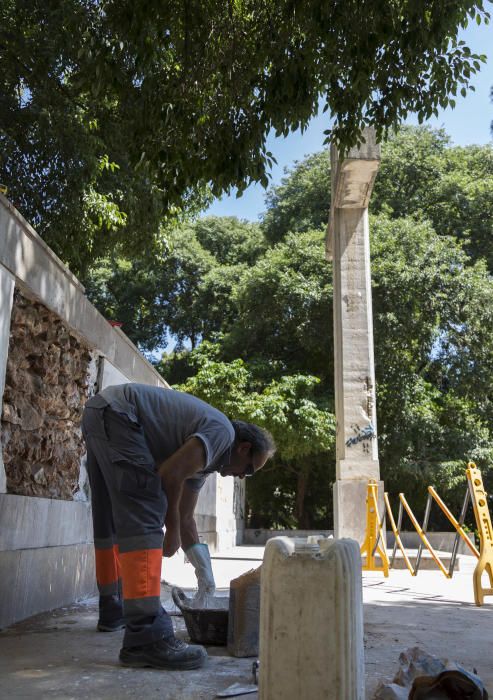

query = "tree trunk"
[295,466,311,529]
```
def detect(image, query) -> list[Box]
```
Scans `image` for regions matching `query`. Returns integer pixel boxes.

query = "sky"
[204,19,493,222]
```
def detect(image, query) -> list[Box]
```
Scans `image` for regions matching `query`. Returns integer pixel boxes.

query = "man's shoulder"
[180,392,233,429]
[129,385,231,428]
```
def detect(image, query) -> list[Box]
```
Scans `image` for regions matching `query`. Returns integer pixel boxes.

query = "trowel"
[216,683,257,698]
[216,660,259,697]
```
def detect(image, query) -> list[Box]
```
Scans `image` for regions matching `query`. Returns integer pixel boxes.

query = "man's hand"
[163,528,181,558]
[186,543,216,607]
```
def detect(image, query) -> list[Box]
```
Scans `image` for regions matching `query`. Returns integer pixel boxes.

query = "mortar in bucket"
[172,587,229,645]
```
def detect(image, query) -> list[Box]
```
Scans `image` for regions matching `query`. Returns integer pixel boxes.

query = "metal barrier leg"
[399,493,451,578]
[448,488,472,577]
[384,493,415,575]
[414,493,432,575]
[428,485,479,560]
[390,501,404,569]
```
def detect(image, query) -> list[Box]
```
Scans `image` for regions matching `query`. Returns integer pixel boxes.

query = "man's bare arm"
[157,437,205,556]
[179,485,200,551]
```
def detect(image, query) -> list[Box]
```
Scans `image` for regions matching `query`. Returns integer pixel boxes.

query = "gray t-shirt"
[97,383,235,491]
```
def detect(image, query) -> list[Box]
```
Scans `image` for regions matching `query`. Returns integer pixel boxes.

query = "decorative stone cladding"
[1,288,98,499]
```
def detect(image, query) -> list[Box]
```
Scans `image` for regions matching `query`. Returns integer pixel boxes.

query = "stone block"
[216,473,243,551]
[334,479,385,545]
[326,128,381,258]
[345,126,381,161]
[98,358,131,390]
[332,160,381,209]
[0,549,21,628]
[0,543,96,629]
[0,494,93,551]
[0,454,6,494]
[330,129,380,209]
[228,566,261,658]
[259,536,364,700]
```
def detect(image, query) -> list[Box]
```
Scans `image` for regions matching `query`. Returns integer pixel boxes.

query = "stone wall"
[1,288,97,500]
[0,193,245,629]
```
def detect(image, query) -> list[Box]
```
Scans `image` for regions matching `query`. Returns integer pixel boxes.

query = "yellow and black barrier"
[361,462,493,606]
[466,464,493,605]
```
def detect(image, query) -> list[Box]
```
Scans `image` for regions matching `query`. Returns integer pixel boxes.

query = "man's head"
[220,421,276,479]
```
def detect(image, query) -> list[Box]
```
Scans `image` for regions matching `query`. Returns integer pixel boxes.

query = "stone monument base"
[334,479,385,545]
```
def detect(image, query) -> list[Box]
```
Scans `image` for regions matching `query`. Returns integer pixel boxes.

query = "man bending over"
[81,382,275,670]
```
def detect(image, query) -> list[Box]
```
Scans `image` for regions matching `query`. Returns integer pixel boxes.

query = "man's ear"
[238,441,252,455]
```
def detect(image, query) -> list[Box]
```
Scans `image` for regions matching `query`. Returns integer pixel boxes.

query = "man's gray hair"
[231,420,276,458]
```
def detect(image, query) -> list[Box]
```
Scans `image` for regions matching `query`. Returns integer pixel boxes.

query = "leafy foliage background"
[1,0,492,530]
[1,1,489,273]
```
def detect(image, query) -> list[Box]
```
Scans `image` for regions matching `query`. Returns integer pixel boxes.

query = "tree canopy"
[371,215,493,514]
[85,215,266,352]
[260,126,493,271]
[1,1,490,272]
[168,342,336,528]
[152,127,493,529]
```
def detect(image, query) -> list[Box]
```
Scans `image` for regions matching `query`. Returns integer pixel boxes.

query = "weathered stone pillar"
[326,128,381,543]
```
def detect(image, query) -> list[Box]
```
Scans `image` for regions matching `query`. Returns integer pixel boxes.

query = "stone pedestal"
[327,129,382,544]
[0,493,96,628]
[334,479,385,543]
[259,536,364,700]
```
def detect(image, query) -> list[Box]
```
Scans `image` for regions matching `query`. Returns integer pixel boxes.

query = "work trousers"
[81,397,174,648]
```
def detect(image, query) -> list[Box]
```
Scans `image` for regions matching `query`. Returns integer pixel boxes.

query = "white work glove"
[186,543,216,608]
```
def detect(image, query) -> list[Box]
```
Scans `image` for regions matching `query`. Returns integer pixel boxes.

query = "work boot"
[97,618,126,632]
[119,636,207,670]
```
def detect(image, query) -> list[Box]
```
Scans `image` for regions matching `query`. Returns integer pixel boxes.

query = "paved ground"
[0,546,492,699]
[362,560,493,697]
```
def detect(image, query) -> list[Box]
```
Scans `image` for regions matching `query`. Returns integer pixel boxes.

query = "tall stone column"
[326,128,381,543]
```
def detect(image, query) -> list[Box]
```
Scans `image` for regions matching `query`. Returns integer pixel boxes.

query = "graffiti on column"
[345,422,376,453]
